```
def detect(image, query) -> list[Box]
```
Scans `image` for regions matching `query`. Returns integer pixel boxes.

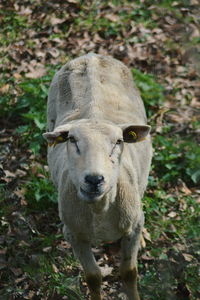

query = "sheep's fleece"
[43,53,152,300]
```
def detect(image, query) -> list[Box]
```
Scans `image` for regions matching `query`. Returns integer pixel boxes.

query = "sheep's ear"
[43,131,69,147]
[122,125,151,143]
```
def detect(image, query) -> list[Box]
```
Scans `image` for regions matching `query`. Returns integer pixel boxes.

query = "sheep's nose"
[85,174,104,186]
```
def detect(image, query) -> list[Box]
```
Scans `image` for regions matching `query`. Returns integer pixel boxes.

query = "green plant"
[16,78,48,153]
[0,10,28,46]
[24,167,57,208]
[132,69,164,117]
[153,135,200,185]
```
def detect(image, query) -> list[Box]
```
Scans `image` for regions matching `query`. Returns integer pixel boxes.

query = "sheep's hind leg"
[71,237,102,300]
[120,217,144,300]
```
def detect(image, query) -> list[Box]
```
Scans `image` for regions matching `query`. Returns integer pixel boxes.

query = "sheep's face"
[43,121,150,203]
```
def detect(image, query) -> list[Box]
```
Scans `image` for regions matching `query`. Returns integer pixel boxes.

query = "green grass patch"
[0,10,28,46]
[16,76,50,154]
[153,135,200,185]
[142,189,200,299]
[1,71,55,155]
[24,167,58,209]
[22,245,82,299]
[132,69,164,117]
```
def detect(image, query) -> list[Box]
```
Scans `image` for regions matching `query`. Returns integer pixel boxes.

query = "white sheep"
[43,54,152,300]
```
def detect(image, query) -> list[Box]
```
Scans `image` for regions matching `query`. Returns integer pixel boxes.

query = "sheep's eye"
[68,136,80,154]
[116,139,123,145]
[69,136,76,143]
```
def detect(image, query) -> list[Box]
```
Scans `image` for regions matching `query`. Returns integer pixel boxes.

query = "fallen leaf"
[18,7,32,16]
[105,14,119,22]
[13,73,22,79]
[140,235,146,248]
[15,275,27,284]
[168,211,177,218]
[100,265,113,277]
[11,268,23,276]
[49,17,66,26]
[178,179,192,195]
[26,67,46,79]
[43,246,52,253]
[118,293,128,299]
[0,84,9,93]
[52,263,59,273]
[182,253,193,262]
[196,197,200,203]
[5,170,15,179]
[15,169,27,177]
[67,0,79,3]
[14,188,27,203]
[141,253,155,261]
[18,240,30,247]
[47,48,60,58]
[56,240,71,252]
[142,227,151,242]
[24,290,35,299]
[174,243,186,251]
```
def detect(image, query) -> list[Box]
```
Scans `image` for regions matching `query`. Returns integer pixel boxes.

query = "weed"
[0,10,28,47]
[4,73,52,154]
[24,167,57,208]
[132,69,164,116]
[153,135,200,185]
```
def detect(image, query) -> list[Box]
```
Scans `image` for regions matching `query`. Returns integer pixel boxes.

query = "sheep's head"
[43,121,150,203]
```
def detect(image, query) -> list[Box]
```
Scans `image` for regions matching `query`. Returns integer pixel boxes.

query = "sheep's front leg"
[71,237,102,300]
[120,216,144,300]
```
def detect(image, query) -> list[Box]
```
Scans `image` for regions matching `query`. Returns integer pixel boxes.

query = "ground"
[0,1,200,299]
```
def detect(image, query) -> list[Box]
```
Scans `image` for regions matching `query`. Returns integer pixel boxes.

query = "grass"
[22,250,82,299]
[15,76,50,154]
[24,168,58,209]
[141,188,200,299]
[153,135,200,185]
[132,69,165,117]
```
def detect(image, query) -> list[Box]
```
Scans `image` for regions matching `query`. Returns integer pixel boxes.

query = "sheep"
[43,53,152,300]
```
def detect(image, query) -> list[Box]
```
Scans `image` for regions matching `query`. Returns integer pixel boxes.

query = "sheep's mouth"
[80,187,104,202]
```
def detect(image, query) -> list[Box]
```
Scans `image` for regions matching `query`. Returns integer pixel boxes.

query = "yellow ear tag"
[138,137,146,142]
[48,136,64,147]
[129,131,137,140]
[48,142,54,147]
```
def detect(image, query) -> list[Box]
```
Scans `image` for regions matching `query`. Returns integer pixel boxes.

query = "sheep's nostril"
[85,175,104,186]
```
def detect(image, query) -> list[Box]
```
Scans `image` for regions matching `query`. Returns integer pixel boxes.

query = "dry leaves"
[26,67,47,79]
